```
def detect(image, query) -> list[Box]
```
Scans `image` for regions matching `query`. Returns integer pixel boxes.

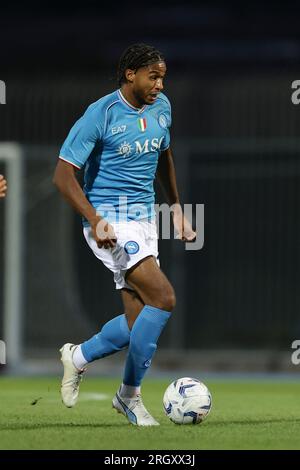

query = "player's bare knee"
[163,290,176,311]
[152,286,176,312]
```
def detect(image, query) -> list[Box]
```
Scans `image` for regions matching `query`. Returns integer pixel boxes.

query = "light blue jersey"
[59,89,171,225]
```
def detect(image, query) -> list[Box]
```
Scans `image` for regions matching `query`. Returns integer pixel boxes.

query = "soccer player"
[0,175,7,197]
[53,43,196,426]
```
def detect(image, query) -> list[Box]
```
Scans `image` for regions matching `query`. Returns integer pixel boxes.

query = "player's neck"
[120,86,144,109]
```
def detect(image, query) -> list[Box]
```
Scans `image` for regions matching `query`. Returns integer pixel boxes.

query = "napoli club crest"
[158,113,168,128]
[124,240,140,254]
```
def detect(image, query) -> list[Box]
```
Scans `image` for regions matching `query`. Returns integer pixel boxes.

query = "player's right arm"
[0,174,7,198]
[53,161,116,249]
[53,105,116,249]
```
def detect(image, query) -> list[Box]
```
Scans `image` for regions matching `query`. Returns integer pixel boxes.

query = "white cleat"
[112,389,160,426]
[60,343,85,408]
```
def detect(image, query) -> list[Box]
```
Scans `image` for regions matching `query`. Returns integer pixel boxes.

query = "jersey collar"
[118,89,147,114]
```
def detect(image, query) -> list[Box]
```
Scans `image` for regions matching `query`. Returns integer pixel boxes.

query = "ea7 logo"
[135,137,164,154]
[112,125,126,135]
[0,80,6,104]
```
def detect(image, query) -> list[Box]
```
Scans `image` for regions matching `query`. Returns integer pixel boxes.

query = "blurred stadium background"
[1,2,300,377]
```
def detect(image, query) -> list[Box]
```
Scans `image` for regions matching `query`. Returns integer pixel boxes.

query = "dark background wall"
[0,2,300,356]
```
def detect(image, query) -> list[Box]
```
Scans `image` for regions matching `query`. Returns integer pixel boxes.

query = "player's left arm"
[156,147,196,242]
[0,174,7,198]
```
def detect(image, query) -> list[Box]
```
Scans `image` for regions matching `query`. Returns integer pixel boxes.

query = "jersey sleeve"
[160,97,172,151]
[59,104,103,169]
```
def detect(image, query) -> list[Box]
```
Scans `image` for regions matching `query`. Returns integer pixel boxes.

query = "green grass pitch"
[0,377,300,450]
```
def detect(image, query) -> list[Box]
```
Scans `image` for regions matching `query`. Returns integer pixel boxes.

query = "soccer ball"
[163,377,212,425]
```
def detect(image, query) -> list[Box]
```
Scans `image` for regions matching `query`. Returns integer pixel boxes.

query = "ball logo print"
[163,377,212,425]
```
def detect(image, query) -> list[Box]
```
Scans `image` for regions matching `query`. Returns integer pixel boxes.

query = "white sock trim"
[120,383,141,398]
[72,345,88,370]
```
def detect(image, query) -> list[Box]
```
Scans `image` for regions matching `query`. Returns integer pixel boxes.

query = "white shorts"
[83,219,159,290]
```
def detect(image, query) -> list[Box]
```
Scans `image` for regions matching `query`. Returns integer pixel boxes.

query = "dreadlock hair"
[117,43,165,87]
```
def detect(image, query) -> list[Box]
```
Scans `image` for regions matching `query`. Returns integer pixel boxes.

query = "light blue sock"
[123,305,171,387]
[81,314,130,362]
